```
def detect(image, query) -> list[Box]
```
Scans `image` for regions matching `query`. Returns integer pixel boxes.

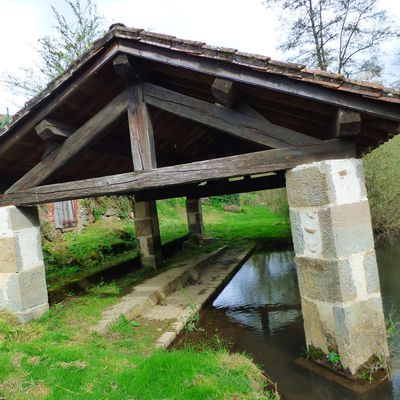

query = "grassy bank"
[0,199,288,400]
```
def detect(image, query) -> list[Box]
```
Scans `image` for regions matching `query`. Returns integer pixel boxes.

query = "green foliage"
[306,344,325,362]
[116,196,132,220]
[2,0,105,100]
[207,194,240,207]
[364,136,400,243]
[326,351,341,365]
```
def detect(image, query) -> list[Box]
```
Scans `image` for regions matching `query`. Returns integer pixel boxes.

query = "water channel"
[178,242,400,399]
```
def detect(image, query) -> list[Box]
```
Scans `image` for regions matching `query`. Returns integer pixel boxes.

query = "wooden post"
[114,55,163,269]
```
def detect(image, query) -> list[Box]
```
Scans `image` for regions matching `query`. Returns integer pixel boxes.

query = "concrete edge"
[155,247,254,349]
[91,246,228,333]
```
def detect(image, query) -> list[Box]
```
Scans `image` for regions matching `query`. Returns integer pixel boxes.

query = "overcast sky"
[0,0,399,115]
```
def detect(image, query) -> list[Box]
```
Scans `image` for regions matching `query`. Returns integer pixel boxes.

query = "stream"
[177,242,400,399]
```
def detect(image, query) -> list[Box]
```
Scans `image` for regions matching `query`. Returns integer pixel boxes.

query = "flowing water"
[190,242,400,399]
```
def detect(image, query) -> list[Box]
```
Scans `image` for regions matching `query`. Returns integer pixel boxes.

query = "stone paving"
[92,246,250,336]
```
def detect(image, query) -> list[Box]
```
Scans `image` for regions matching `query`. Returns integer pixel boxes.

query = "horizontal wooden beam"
[6,90,129,193]
[119,42,400,122]
[134,173,286,201]
[2,139,355,206]
[143,82,321,148]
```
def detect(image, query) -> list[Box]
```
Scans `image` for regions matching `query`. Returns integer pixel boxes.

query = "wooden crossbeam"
[143,82,321,148]
[134,173,286,201]
[2,139,355,206]
[6,90,129,193]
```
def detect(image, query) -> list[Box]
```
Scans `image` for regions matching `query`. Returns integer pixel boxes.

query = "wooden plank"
[127,82,157,170]
[333,109,361,137]
[119,41,400,122]
[134,173,286,201]
[2,139,356,206]
[143,82,321,147]
[6,90,128,193]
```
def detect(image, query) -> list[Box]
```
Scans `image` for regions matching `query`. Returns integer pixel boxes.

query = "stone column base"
[0,206,49,323]
[133,200,163,269]
[186,198,205,240]
[286,159,389,376]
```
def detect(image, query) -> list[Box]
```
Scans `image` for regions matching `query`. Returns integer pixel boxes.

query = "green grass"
[0,200,288,399]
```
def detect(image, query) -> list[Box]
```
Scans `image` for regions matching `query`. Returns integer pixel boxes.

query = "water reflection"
[209,244,400,400]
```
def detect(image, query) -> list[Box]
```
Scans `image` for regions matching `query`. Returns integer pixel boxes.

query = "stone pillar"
[0,206,49,323]
[132,200,163,269]
[286,159,388,376]
[186,198,205,240]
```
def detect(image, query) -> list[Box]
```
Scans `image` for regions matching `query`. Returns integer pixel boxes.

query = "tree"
[262,0,397,79]
[2,0,104,100]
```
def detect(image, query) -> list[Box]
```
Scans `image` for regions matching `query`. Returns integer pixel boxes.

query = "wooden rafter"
[6,90,128,193]
[2,139,355,206]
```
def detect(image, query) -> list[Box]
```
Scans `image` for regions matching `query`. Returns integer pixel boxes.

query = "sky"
[0,0,399,115]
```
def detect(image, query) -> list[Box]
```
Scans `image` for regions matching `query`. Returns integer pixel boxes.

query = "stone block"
[0,236,18,273]
[333,297,388,375]
[286,165,330,207]
[286,159,367,208]
[135,219,153,237]
[0,207,12,236]
[319,201,375,258]
[296,257,357,303]
[14,303,49,324]
[301,296,328,353]
[133,200,157,218]
[6,267,48,311]
[363,249,381,295]
[9,207,40,231]
[15,227,44,271]
[289,209,321,257]
[326,159,367,206]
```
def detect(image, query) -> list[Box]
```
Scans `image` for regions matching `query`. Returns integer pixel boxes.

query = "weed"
[326,351,341,365]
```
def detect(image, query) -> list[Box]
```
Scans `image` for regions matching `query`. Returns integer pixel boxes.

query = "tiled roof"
[3,24,400,136]
[108,25,400,104]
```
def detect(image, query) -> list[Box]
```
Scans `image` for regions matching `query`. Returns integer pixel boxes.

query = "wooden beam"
[2,139,356,206]
[134,173,286,201]
[143,82,321,148]
[119,42,400,122]
[0,44,119,158]
[127,82,156,170]
[333,109,361,138]
[35,119,75,141]
[113,54,139,82]
[211,78,237,107]
[6,90,128,193]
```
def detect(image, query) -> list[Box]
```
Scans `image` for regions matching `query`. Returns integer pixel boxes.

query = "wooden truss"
[2,55,360,207]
